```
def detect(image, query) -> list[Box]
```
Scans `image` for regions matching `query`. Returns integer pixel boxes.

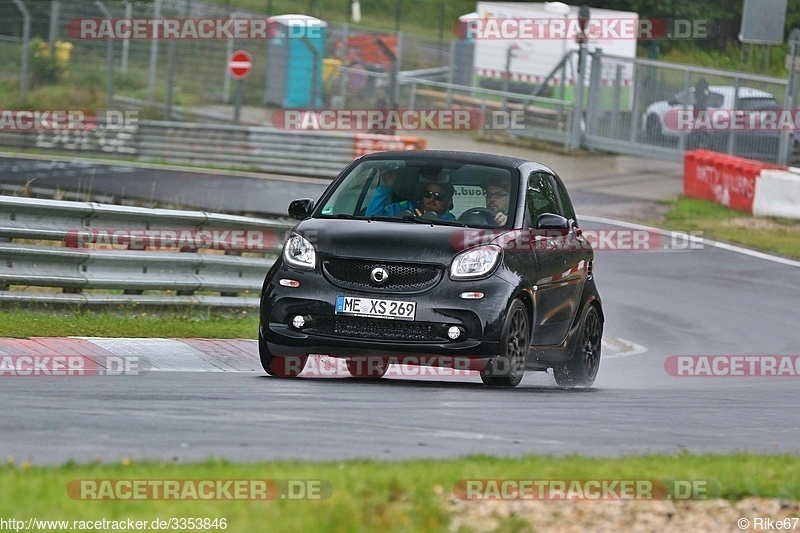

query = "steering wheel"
[458,207,496,225]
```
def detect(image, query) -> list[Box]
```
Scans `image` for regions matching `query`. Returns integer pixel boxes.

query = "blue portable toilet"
[264,15,327,108]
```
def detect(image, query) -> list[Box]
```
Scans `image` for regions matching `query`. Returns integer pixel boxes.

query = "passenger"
[366,167,455,221]
[483,174,511,225]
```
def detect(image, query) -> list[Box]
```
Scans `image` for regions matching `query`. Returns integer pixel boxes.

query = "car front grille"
[322,259,441,293]
[306,316,450,342]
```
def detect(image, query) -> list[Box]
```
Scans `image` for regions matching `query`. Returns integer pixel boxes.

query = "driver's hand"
[414,208,424,217]
[494,212,507,225]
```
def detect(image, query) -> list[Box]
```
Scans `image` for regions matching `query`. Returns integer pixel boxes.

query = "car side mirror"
[536,213,570,231]
[288,198,315,220]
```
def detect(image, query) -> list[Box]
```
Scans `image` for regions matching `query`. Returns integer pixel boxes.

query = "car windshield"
[315,158,517,228]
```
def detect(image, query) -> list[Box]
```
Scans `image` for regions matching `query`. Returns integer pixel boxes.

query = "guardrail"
[0,120,427,179]
[0,196,295,307]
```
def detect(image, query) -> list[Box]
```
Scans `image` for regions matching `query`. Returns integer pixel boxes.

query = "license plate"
[335,296,416,321]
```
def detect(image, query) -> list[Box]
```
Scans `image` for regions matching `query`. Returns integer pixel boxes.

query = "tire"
[258,329,307,378]
[553,305,602,388]
[346,357,389,379]
[480,299,529,388]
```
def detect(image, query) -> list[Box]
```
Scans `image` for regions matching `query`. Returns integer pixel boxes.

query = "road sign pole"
[234,78,243,124]
[228,50,252,124]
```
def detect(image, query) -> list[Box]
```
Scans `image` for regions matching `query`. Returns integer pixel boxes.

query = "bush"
[29,37,70,87]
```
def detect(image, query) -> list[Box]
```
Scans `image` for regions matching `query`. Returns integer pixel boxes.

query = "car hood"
[295,218,502,265]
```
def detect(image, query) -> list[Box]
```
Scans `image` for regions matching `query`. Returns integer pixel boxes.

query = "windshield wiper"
[368,214,466,227]
[422,218,467,227]
[367,215,416,223]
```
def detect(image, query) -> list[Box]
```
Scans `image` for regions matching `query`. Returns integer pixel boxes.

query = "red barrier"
[353,133,427,157]
[683,150,787,214]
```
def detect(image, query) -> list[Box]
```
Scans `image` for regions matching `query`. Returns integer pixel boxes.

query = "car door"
[526,171,586,346]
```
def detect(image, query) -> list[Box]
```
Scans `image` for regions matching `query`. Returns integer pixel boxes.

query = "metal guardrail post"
[610,64,623,136]
[147,0,162,102]
[121,0,131,73]
[726,77,741,156]
[48,0,60,48]
[778,41,800,166]
[11,0,30,106]
[677,71,691,155]
[570,46,587,151]
[585,48,603,137]
[95,1,114,108]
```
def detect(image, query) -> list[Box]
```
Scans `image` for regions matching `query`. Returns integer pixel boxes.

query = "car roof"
[707,86,775,99]
[356,150,547,172]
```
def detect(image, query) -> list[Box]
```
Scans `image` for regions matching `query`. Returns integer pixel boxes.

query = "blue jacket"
[366,185,456,221]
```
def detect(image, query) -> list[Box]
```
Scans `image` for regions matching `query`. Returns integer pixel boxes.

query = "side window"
[552,176,576,223]
[526,172,562,227]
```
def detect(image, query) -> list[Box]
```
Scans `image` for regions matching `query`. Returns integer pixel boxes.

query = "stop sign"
[229,50,252,80]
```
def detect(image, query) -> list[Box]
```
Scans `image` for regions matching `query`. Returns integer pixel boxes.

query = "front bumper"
[260,262,518,359]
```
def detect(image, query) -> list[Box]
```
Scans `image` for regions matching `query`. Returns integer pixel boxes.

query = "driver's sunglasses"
[483,190,509,200]
[423,190,447,201]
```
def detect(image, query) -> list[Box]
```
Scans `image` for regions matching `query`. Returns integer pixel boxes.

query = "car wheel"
[553,305,602,388]
[645,115,662,142]
[346,357,389,379]
[258,329,307,377]
[480,299,529,388]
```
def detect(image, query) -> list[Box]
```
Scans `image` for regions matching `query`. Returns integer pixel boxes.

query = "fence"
[581,50,798,165]
[0,195,294,307]
[2,1,799,168]
[0,0,452,111]
[0,119,426,179]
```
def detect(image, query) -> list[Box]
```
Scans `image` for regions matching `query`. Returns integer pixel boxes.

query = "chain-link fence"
[0,0,453,114]
[1,1,798,166]
[583,50,797,165]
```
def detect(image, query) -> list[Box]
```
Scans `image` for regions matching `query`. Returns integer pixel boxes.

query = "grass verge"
[2,454,800,532]
[0,309,258,339]
[657,196,800,260]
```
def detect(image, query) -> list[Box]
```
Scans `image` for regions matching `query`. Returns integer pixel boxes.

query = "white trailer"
[465,2,639,95]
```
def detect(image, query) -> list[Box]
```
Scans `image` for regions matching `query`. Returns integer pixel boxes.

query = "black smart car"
[259,151,603,388]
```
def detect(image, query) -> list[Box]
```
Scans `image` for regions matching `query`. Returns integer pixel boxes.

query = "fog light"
[292,315,306,329]
[279,279,300,287]
[447,326,462,340]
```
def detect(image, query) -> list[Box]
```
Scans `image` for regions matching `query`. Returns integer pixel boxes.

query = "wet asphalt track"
[1,153,799,463]
[2,218,799,464]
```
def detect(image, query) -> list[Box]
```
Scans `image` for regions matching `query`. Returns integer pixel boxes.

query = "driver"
[483,174,511,225]
[366,167,455,221]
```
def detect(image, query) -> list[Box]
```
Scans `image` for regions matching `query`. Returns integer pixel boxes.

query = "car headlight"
[450,244,502,280]
[283,233,316,270]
